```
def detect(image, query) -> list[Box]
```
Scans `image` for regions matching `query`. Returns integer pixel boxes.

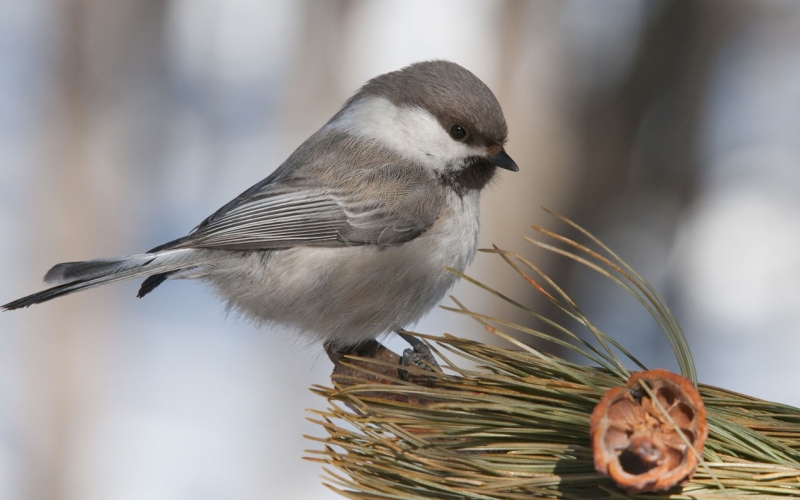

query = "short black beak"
[489,149,518,171]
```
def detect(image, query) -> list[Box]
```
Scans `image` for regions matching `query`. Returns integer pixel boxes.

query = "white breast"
[420,190,481,275]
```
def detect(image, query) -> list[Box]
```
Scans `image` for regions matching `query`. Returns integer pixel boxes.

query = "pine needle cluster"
[307,212,800,498]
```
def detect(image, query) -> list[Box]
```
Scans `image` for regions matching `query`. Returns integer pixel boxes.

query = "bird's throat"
[437,157,496,197]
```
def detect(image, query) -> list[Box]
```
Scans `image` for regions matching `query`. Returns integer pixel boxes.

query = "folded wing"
[159,167,443,252]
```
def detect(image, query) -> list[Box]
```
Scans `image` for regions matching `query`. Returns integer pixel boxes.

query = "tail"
[2,249,199,311]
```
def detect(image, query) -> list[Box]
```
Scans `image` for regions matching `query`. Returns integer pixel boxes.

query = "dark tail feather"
[3,279,97,310]
[137,271,178,298]
[2,249,198,311]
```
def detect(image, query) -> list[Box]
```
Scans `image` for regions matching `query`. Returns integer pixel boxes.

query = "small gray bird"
[3,60,517,364]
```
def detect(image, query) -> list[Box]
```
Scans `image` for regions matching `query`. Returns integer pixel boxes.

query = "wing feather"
[158,131,445,251]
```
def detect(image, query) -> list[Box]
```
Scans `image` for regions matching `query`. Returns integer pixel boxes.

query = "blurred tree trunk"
[553,0,748,362]
[34,2,167,499]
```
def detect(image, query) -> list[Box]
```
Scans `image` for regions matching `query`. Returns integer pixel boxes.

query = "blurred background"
[2,1,800,498]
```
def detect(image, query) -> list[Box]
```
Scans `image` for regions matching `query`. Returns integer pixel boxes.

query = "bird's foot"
[397,331,441,382]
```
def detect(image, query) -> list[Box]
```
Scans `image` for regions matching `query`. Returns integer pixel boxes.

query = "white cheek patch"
[329,96,486,171]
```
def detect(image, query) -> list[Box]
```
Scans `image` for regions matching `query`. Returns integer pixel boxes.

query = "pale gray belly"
[205,193,480,345]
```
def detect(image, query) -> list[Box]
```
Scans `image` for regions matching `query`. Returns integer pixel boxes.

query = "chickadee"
[3,60,517,363]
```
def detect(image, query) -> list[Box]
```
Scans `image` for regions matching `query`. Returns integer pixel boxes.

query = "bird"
[2,60,517,367]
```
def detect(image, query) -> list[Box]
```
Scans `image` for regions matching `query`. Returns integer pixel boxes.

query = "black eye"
[449,124,467,141]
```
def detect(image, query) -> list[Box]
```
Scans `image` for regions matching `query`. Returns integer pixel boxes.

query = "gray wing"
[162,168,443,251]
[184,186,345,249]
[153,129,446,252]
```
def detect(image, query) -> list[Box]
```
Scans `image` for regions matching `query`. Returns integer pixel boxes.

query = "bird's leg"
[397,330,441,381]
[324,338,382,365]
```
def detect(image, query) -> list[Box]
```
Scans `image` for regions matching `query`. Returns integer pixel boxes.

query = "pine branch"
[306,212,800,499]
